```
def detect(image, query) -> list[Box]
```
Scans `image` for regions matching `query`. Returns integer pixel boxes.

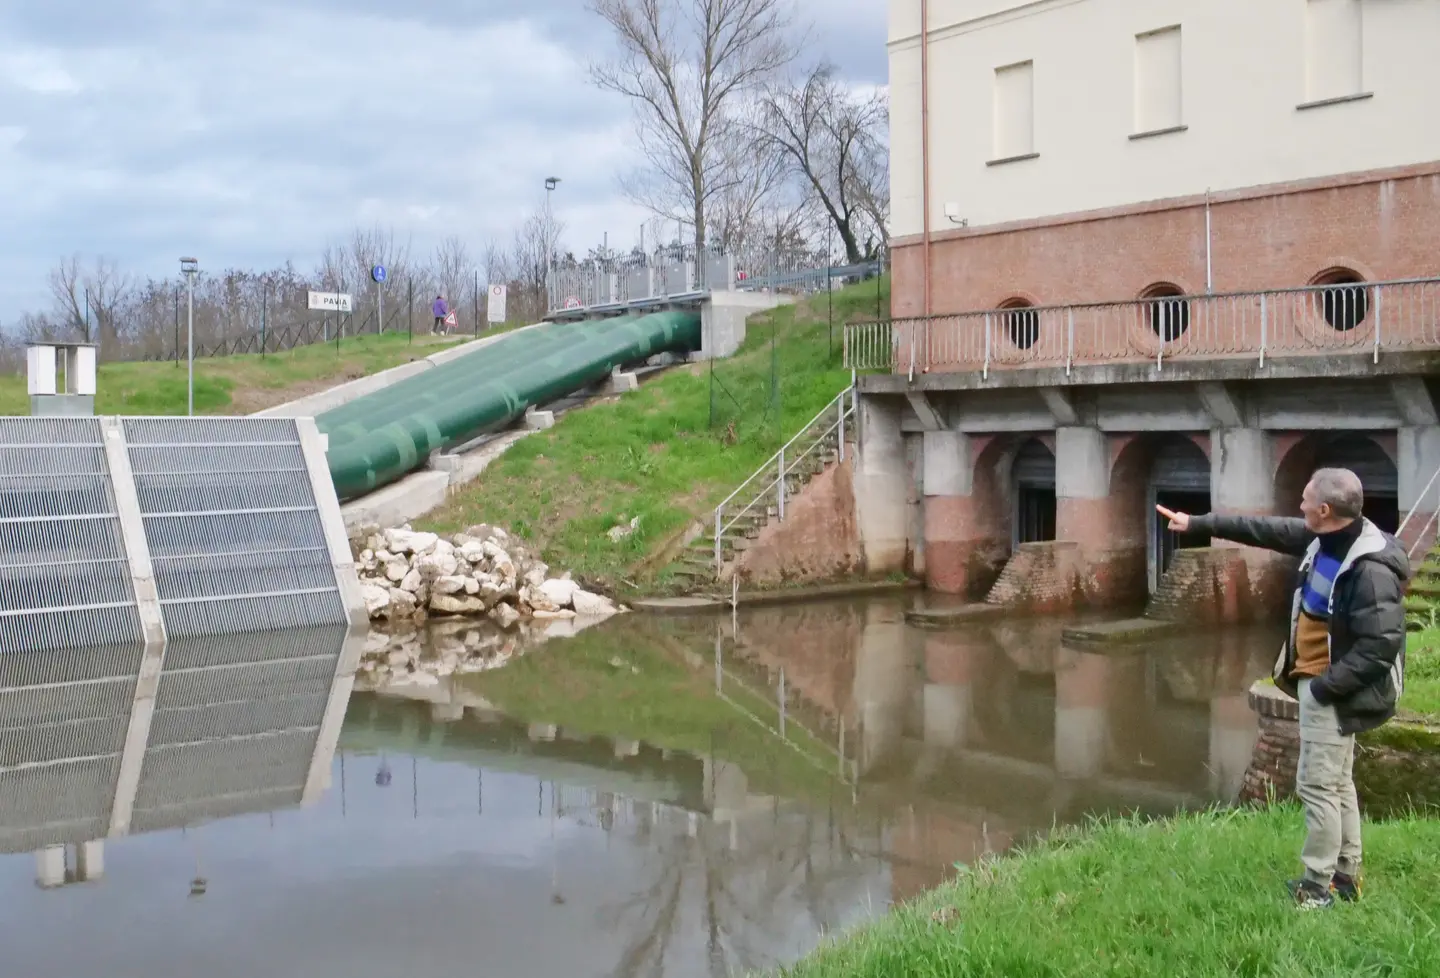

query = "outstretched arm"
[1157,506,1313,556]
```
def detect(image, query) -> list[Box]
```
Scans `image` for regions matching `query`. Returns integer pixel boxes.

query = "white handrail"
[710,385,855,570]
[712,385,854,515]
[1399,461,1440,559]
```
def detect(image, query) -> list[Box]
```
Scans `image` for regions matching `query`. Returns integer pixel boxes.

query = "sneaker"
[1287,878,1335,910]
[1331,872,1362,903]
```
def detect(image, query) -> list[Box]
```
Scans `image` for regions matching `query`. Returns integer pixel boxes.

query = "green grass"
[461,614,850,802]
[777,805,1440,978]
[0,331,467,416]
[1402,625,1440,721]
[420,277,889,591]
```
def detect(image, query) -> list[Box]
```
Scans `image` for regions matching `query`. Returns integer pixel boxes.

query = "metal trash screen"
[0,418,141,655]
[122,418,348,637]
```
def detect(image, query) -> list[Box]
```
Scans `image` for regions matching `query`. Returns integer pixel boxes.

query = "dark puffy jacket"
[1189,515,1410,735]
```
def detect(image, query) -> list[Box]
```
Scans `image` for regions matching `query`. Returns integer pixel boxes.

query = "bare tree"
[47,254,134,352]
[431,235,473,314]
[588,0,799,265]
[759,63,890,263]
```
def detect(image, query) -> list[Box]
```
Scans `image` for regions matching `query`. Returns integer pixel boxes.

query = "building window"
[1310,268,1369,331]
[1141,283,1190,342]
[999,299,1040,350]
[1134,26,1183,135]
[1304,0,1363,104]
[992,60,1035,162]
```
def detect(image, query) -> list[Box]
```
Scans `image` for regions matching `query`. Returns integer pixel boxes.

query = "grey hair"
[1310,467,1365,520]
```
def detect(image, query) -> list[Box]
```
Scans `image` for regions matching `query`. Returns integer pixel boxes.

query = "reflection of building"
[0,626,359,888]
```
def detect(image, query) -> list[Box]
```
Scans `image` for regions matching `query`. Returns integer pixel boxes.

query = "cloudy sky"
[0,0,884,322]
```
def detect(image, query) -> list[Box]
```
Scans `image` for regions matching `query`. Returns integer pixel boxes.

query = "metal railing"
[709,385,856,570]
[844,277,1440,376]
[547,250,887,315]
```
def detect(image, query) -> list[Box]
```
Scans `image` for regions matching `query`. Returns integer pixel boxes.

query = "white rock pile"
[352,523,624,627]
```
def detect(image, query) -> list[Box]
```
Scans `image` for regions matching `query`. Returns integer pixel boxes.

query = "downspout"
[920,0,932,320]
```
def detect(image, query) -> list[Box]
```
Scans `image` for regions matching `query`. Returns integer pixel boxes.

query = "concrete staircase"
[667,387,857,590]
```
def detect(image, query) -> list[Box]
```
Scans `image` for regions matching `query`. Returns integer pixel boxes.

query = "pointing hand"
[1155,505,1190,532]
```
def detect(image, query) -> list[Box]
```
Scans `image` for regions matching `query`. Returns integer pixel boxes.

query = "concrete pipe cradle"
[320,310,702,500]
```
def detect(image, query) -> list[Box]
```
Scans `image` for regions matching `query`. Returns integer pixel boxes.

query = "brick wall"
[1147,547,1295,624]
[1239,712,1302,806]
[894,164,1440,320]
[733,459,863,585]
[985,541,1080,611]
[923,493,1010,596]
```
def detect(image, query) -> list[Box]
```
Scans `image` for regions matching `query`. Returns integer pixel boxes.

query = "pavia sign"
[307,290,353,313]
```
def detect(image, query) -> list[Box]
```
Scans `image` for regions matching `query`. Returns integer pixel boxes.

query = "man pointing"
[1157,466,1408,909]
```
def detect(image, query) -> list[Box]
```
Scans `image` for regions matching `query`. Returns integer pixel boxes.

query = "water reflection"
[1,598,1280,977]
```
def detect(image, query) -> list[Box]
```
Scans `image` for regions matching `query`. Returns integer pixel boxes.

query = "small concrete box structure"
[27,342,97,417]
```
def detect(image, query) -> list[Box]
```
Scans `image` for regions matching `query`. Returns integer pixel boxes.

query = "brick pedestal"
[1238,681,1300,806]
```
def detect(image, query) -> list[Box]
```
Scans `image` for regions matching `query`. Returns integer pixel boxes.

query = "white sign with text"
[307,290,353,313]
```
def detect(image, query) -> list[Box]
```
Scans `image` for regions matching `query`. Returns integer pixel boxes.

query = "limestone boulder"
[571,589,619,617]
[538,578,579,609]
[416,552,459,581]
[432,576,468,596]
[400,569,424,594]
[430,593,488,616]
[384,528,439,556]
[362,584,391,616]
[387,588,419,619]
[384,560,409,583]
[489,602,521,629]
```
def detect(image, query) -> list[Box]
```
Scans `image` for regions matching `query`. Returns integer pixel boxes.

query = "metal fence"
[547,244,888,316]
[844,278,1440,376]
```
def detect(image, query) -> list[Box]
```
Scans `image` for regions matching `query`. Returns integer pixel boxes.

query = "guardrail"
[843,277,1440,376]
[709,386,856,570]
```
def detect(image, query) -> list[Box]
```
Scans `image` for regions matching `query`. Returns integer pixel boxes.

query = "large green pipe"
[320,311,701,500]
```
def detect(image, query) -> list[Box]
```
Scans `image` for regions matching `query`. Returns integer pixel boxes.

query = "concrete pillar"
[1398,425,1440,555]
[1209,693,1259,800]
[35,846,67,888]
[75,841,105,882]
[1209,428,1287,620]
[1054,647,1111,781]
[855,396,909,573]
[921,430,975,593]
[1054,427,1140,605]
[851,610,910,776]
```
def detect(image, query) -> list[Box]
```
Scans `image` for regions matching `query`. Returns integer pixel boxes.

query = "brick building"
[819,0,1440,617]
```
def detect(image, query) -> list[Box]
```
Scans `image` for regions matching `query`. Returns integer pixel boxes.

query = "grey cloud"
[0,0,876,321]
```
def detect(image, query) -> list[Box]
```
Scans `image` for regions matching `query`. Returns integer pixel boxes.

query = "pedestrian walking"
[432,295,449,334]
[1157,467,1408,910]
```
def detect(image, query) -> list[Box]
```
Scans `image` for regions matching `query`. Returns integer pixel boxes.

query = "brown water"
[1,598,1281,977]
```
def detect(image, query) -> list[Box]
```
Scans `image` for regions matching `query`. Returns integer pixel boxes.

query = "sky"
[0,0,884,323]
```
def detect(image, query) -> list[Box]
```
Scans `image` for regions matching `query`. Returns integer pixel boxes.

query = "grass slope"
[420,278,889,591]
[1401,625,1440,721]
[461,615,847,801]
[0,332,465,416]
[779,806,1440,978]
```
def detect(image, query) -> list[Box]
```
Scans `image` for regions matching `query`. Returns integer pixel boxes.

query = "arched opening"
[1000,298,1040,350]
[1141,283,1191,342]
[1310,268,1369,332]
[1278,433,1398,533]
[1011,439,1056,544]
[1148,437,1212,592]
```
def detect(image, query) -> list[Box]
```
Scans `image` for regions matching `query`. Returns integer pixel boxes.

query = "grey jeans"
[1296,677,1362,885]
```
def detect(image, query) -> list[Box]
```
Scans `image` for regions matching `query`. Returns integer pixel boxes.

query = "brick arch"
[1108,433,1212,555]
[1274,431,1399,530]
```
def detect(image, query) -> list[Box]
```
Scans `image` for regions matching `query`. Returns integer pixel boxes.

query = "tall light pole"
[180,257,198,416]
[544,176,560,310]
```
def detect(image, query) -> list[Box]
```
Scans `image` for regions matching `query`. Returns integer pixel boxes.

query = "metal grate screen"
[0,419,141,655]
[122,418,347,637]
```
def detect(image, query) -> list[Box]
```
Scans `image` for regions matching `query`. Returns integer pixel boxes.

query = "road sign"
[371,265,387,284]
[486,284,507,324]
[564,296,581,309]
[308,290,353,313]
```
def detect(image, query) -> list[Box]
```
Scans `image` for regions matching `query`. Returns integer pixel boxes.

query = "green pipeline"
[319,310,702,500]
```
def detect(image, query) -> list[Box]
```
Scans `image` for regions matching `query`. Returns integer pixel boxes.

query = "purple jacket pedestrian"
[432,296,449,333]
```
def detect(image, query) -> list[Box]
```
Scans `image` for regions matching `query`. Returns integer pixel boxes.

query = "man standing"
[432,294,449,334]
[1157,467,1408,909]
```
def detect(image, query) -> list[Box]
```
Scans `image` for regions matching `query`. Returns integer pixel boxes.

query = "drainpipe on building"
[1205,187,1213,294]
[920,0,931,323]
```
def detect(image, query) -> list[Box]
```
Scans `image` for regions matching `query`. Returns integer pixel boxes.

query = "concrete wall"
[731,459,864,585]
[890,0,1440,240]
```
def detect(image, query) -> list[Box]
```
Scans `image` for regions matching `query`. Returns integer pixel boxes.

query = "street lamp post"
[180,257,198,416]
[544,177,560,310]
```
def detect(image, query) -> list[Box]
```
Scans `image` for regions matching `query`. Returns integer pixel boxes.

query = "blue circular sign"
[371,265,387,284]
